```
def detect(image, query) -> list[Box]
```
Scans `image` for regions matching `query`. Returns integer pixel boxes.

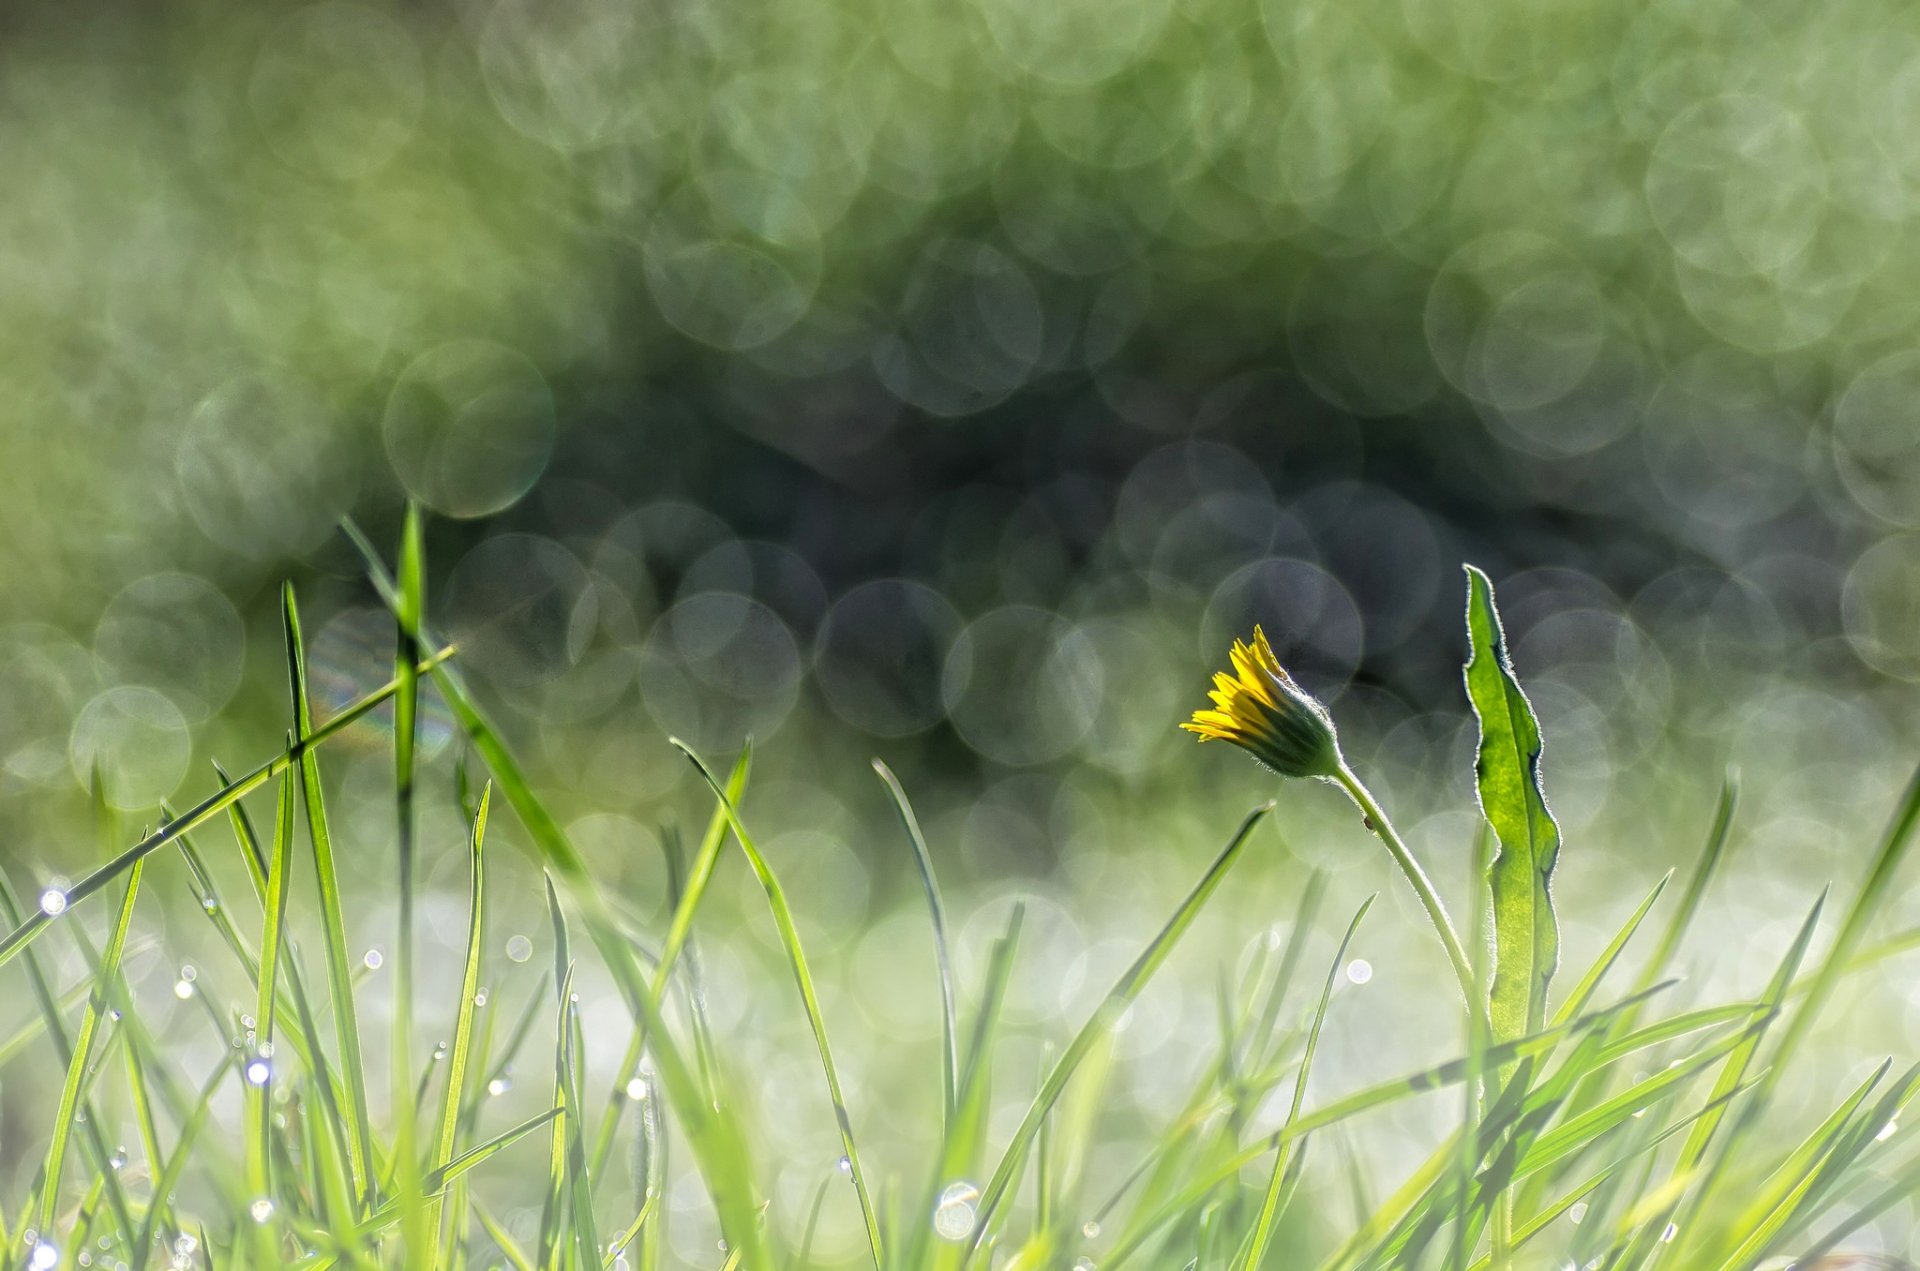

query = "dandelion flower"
[1181,627,1340,779]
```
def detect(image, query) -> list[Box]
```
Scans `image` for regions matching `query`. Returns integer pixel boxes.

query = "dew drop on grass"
[109,1146,126,1170]
[245,1060,271,1086]
[363,949,384,970]
[505,934,532,963]
[29,1241,57,1270]
[1879,1119,1899,1141]
[38,888,67,917]
[837,1155,852,1175]
[1660,1223,1678,1243]
[249,1198,274,1224]
[1344,959,1373,985]
[1082,1220,1101,1239]
[487,1075,512,1097]
[1568,1201,1587,1224]
[932,1181,978,1241]
[1073,1259,1096,1270]
[173,979,194,1000]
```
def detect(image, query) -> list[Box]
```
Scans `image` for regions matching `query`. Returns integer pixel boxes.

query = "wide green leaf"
[1463,564,1562,1041]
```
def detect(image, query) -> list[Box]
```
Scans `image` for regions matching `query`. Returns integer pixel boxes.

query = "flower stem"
[1331,761,1481,1019]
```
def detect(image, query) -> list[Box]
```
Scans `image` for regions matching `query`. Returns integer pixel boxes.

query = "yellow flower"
[1182,626,1340,779]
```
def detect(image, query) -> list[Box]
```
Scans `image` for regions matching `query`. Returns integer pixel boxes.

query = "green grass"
[1,519,1918,1270]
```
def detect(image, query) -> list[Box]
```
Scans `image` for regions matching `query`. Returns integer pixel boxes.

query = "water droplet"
[257,1042,275,1059]
[473,988,489,1006]
[107,1010,121,1022]
[1879,1119,1899,1141]
[932,1181,978,1242]
[625,1077,648,1101]
[1072,1259,1096,1271]
[245,1060,272,1086]
[179,964,197,982]
[109,1147,127,1170]
[1082,1220,1101,1239]
[837,1155,852,1175]
[504,935,532,963]
[1568,1201,1587,1224]
[488,1073,512,1096]
[38,889,68,917]
[1344,959,1373,985]
[249,1198,274,1224]
[1660,1223,1678,1243]
[362,948,384,971]
[30,1242,58,1270]
[172,1235,196,1258]
[201,898,217,913]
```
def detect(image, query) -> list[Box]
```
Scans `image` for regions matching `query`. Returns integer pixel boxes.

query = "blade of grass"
[393,503,429,1269]
[675,737,885,1269]
[1238,896,1374,1271]
[249,774,298,1218]
[38,860,143,1251]
[0,643,455,977]
[874,757,960,1126]
[967,802,1274,1255]
[429,785,491,1250]
[131,1059,232,1271]
[590,746,750,1176]
[285,581,378,1207]
[345,521,774,1263]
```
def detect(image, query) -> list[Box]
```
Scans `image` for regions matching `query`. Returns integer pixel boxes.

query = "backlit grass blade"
[1237,895,1373,1271]
[430,785,491,1251]
[968,801,1274,1254]
[37,861,142,1243]
[1709,1059,1891,1270]
[285,580,377,1206]
[344,521,775,1262]
[249,773,297,1216]
[1639,889,1826,1267]
[393,502,429,1269]
[1637,770,1739,992]
[1463,564,1561,1044]
[131,1059,231,1271]
[925,904,1024,1271]
[1769,758,1920,1077]
[675,737,885,1269]
[1552,872,1671,1028]
[590,745,750,1176]
[0,643,454,978]
[874,757,960,1125]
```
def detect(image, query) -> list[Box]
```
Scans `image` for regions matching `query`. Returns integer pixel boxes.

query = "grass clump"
[1,517,1917,1271]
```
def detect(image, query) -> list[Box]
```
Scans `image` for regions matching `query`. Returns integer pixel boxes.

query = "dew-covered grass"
[2,516,1918,1271]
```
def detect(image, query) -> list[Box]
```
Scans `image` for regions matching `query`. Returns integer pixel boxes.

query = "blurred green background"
[6,0,1920,1259]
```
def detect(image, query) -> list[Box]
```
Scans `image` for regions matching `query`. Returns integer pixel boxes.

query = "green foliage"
[1464,564,1563,1045]
[0,534,1913,1270]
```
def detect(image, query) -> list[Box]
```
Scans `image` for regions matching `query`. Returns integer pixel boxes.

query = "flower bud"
[1182,626,1341,779]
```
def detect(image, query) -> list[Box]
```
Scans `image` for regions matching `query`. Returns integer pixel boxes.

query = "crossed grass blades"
[4,518,1920,1270]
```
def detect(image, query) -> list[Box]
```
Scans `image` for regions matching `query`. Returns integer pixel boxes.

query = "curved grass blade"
[249,773,298,1239]
[1237,896,1373,1271]
[10,865,141,1249]
[590,745,750,1176]
[967,802,1274,1255]
[874,757,960,1125]
[675,737,886,1269]
[0,643,454,978]
[429,785,491,1251]
[285,581,377,1206]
